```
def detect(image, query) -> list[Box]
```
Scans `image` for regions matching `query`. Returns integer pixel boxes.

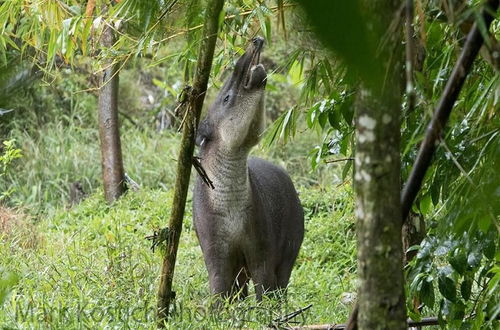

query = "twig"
[324,157,354,164]
[149,0,179,34]
[124,172,140,191]
[118,110,140,128]
[272,304,313,326]
[439,138,474,185]
[175,85,193,132]
[145,227,170,253]
[345,304,357,330]
[192,156,215,189]
[152,4,296,46]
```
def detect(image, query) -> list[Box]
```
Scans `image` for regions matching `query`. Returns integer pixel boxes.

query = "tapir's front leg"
[207,265,234,298]
[202,245,240,300]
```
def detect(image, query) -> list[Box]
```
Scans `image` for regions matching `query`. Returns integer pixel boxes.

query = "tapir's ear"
[196,117,212,147]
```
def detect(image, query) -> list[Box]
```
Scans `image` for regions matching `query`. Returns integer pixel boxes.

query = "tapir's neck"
[201,145,251,210]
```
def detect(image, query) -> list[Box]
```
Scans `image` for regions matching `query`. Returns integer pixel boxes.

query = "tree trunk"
[97,23,126,203]
[156,0,224,326]
[354,1,406,329]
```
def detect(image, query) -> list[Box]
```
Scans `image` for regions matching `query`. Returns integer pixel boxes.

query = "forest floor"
[0,127,357,328]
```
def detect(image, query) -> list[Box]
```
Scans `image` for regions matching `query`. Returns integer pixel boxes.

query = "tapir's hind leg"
[276,265,292,289]
[251,266,279,301]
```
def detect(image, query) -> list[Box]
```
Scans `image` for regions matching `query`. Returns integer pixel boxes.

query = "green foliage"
[294,0,382,87]
[0,139,22,201]
[0,269,19,307]
[1,124,182,213]
[1,0,499,327]
[402,3,500,327]
[0,184,356,328]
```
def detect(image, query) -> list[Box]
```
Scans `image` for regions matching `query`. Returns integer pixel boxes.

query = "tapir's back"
[248,157,304,270]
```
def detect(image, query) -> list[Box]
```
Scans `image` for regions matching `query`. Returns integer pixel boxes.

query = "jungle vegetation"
[0,0,498,329]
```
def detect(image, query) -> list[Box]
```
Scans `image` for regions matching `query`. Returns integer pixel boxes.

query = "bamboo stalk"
[156,0,225,327]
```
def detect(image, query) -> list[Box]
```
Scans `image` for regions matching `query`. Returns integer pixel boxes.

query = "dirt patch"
[0,206,21,234]
[0,206,42,249]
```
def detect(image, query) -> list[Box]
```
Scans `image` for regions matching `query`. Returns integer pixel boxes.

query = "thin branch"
[85,0,96,17]
[124,172,140,191]
[272,304,313,326]
[345,304,357,330]
[147,0,180,35]
[118,110,140,128]
[192,156,214,190]
[324,157,354,164]
[440,137,474,185]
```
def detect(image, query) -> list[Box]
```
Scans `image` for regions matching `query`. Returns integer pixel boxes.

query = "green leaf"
[0,270,19,306]
[328,108,341,131]
[450,300,466,321]
[419,194,432,215]
[341,159,352,181]
[460,278,472,301]
[256,10,267,41]
[264,16,272,42]
[318,111,328,129]
[218,8,226,30]
[449,249,467,275]
[306,104,318,129]
[340,95,354,125]
[310,146,322,170]
[438,275,457,302]
[467,248,482,268]
[477,214,492,233]
[421,279,435,309]
[288,60,303,86]
[483,238,495,260]
[339,132,352,156]
[430,179,441,206]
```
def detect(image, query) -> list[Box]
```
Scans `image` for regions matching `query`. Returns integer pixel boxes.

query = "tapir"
[193,37,304,301]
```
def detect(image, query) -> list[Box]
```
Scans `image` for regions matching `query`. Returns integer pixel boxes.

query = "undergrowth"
[0,182,356,328]
[1,108,356,328]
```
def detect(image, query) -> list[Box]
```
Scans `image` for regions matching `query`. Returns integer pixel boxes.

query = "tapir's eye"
[223,95,230,104]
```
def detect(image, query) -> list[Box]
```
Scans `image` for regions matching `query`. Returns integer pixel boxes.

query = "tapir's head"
[197,37,267,152]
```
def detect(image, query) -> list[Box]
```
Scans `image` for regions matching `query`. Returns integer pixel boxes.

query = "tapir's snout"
[233,36,267,91]
[251,36,265,51]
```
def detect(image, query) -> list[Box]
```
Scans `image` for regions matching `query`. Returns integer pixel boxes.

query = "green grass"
[1,121,356,328]
[1,124,182,214]
[0,185,355,328]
